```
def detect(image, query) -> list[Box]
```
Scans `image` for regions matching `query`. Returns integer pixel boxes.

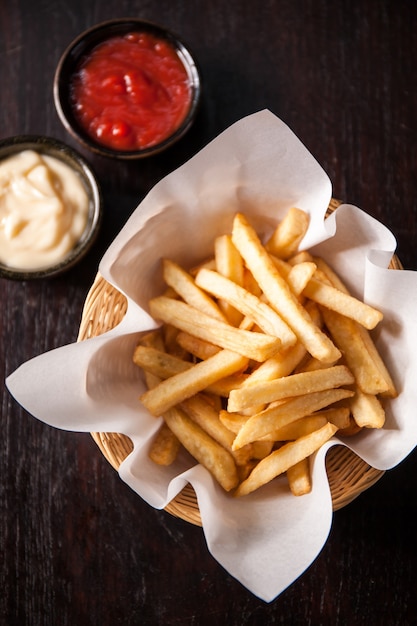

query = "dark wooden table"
[1,1,417,624]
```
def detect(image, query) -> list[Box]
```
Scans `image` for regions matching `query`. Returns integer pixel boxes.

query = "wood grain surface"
[1,1,417,624]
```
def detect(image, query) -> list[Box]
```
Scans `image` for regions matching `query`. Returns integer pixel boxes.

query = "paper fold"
[6,111,417,602]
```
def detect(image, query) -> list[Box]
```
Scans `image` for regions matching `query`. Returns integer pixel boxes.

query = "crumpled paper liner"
[6,111,417,602]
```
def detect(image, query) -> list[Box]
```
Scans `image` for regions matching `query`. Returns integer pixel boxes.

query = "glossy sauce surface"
[70,32,192,151]
[0,150,89,270]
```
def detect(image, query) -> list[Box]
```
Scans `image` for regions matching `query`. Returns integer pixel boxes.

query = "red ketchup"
[70,32,192,151]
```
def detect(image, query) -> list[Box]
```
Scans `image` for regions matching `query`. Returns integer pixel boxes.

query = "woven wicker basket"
[77,199,401,526]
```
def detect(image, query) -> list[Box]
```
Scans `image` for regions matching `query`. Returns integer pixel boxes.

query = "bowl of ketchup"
[54,19,201,159]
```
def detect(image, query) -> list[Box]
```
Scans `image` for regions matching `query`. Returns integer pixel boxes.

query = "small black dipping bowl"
[53,18,201,160]
[0,135,102,280]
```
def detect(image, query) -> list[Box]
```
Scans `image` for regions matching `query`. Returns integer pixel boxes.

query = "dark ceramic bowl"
[53,18,201,159]
[0,135,102,280]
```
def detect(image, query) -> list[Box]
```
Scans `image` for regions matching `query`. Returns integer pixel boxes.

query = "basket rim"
[79,200,400,526]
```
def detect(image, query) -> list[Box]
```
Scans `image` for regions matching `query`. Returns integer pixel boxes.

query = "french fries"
[266,206,310,259]
[287,458,312,496]
[302,276,383,330]
[163,406,239,491]
[321,308,393,396]
[231,213,342,364]
[149,296,282,361]
[149,422,181,465]
[132,208,396,499]
[231,388,354,450]
[162,258,227,322]
[195,267,296,347]
[140,349,249,415]
[214,234,245,326]
[227,365,354,412]
[235,423,338,497]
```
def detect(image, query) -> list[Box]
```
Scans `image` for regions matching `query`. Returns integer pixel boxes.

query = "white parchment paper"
[6,111,417,602]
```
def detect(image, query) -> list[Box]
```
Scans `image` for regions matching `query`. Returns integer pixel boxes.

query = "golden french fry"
[242,342,308,386]
[265,207,310,259]
[135,345,247,398]
[214,234,245,284]
[219,409,249,434]
[288,250,315,265]
[316,407,351,430]
[287,262,317,296]
[136,345,166,402]
[270,255,317,301]
[149,295,282,362]
[227,365,354,412]
[355,324,397,397]
[268,414,329,441]
[140,349,248,416]
[201,391,223,412]
[338,416,363,437]
[206,373,249,397]
[181,394,235,450]
[144,370,162,391]
[269,254,292,280]
[303,276,383,330]
[163,406,239,492]
[134,345,246,398]
[189,258,216,275]
[287,457,312,496]
[350,389,385,429]
[149,422,180,465]
[181,394,256,467]
[175,331,220,360]
[241,267,260,296]
[235,422,338,496]
[232,388,353,450]
[139,329,165,350]
[133,345,191,379]
[214,234,245,326]
[251,440,274,459]
[231,213,341,363]
[238,316,256,331]
[230,444,255,468]
[237,460,258,482]
[163,258,227,322]
[313,256,350,292]
[195,267,296,347]
[321,308,391,395]
[294,353,341,373]
[314,257,396,396]
[163,324,189,358]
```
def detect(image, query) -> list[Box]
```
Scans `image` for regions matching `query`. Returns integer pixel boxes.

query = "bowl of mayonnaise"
[0,135,102,280]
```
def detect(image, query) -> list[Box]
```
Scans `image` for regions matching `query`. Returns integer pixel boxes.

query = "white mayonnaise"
[0,149,89,270]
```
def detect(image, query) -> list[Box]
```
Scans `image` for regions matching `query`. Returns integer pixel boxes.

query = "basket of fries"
[78,197,401,526]
[8,111,416,601]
